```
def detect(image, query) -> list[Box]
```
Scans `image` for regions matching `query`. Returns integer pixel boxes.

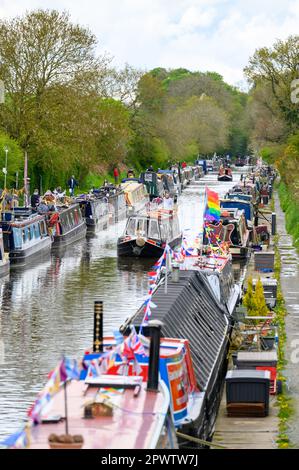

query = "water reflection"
[0,170,240,439]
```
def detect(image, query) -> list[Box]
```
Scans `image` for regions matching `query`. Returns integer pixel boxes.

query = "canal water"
[0,170,239,439]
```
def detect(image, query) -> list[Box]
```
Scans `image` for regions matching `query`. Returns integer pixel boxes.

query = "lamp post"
[3,146,8,189]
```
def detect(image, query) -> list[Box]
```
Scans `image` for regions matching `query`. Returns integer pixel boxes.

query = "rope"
[176,431,227,449]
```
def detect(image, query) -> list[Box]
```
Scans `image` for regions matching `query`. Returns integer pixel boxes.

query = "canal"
[0,169,240,439]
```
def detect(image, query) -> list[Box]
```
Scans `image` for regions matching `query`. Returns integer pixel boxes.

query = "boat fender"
[136,237,146,247]
[49,213,59,226]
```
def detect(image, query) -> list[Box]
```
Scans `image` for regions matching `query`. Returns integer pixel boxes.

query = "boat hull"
[85,214,109,232]
[218,175,233,182]
[229,245,249,259]
[117,236,182,258]
[52,222,87,248]
[9,237,52,268]
[0,260,10,277]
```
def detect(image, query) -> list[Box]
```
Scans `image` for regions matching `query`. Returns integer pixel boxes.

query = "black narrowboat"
[0,208,52,267]
[76,195,109,232]
[121,269,233,447]
[46,204,87,248]
[117,208,182,258]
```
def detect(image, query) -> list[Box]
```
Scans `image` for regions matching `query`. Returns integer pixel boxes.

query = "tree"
[255,278,269,317]
[0,133,23,188]
[0,9,100,148]
[243,276,257,317]
[244,36,299,127]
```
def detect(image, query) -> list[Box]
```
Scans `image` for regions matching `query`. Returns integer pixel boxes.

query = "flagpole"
[164,246,168,294]
[64,380,69,435]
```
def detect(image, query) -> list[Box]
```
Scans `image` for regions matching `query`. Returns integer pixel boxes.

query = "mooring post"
[271,212,276,236]
[147,320,163,392]
[93,300,103,353]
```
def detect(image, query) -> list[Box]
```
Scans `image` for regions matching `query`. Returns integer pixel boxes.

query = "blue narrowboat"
[0,208,52,267]
[220,198,255,225]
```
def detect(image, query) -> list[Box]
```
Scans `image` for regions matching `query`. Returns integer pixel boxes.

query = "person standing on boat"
[31,189,40,211]
[113,167,119,184]
[163,191,174,211]
[127,169,135,178]
[67,175,78,196]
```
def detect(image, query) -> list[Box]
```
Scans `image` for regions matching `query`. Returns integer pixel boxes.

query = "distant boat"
[0,208,52,267]
[235,157,246,167]
[218,167,233,182]
[117,207,182,258]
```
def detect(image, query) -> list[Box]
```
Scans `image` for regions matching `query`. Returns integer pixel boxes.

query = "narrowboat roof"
[0,213,46,228]
[121,181,144,191]
[220,207,245,221]
[28,378,170,449]
[128,208,178,221]
[130,270,229,391]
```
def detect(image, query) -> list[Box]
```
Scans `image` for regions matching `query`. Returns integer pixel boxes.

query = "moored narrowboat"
[157,170,180,200]
[76,195,109,232]
[139,171,164,201]
[0,208,52,267]
[204,208,250,259]
[45,204,86,248]
[218,167,233,182]
[117,208,182,258]
[121,180,149,215]
[120,268,232,447]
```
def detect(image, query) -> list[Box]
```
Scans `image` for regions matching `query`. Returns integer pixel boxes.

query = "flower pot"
[49,442,83,449]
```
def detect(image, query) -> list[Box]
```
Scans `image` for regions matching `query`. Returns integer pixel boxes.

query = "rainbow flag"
[204,187,220,223]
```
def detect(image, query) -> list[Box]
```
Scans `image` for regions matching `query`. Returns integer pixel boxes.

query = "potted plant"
[48,433,84,449]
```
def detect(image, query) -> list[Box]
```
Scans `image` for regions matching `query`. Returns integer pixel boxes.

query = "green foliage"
[278,181,299,250]
[0,132,23,188]
[243,276,269,317]
[243,276,256,316]
[255,278,269,317]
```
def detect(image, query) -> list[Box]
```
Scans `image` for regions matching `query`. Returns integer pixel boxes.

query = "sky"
[0,0,298,87]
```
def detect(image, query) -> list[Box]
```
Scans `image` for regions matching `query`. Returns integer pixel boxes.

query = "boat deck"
[29,379,168,449]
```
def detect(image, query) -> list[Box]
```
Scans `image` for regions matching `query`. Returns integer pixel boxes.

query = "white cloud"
[0,0,299,86]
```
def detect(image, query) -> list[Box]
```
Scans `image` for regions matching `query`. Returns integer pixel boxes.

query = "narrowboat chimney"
[93,300,103,353]
[147,320,163,392]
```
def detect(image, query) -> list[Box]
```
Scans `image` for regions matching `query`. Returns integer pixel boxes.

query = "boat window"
[34,223,40,238]
[126,218,136,236]
[136,218,146,237]
[22,228,26,243]
[149,219,160,239]
[13,228,22,249]
[30,225,35,240]
[69,211,75,227]
[39,220,47,236]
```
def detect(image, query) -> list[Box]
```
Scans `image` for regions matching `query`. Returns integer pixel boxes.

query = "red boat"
[218,166,233,182]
